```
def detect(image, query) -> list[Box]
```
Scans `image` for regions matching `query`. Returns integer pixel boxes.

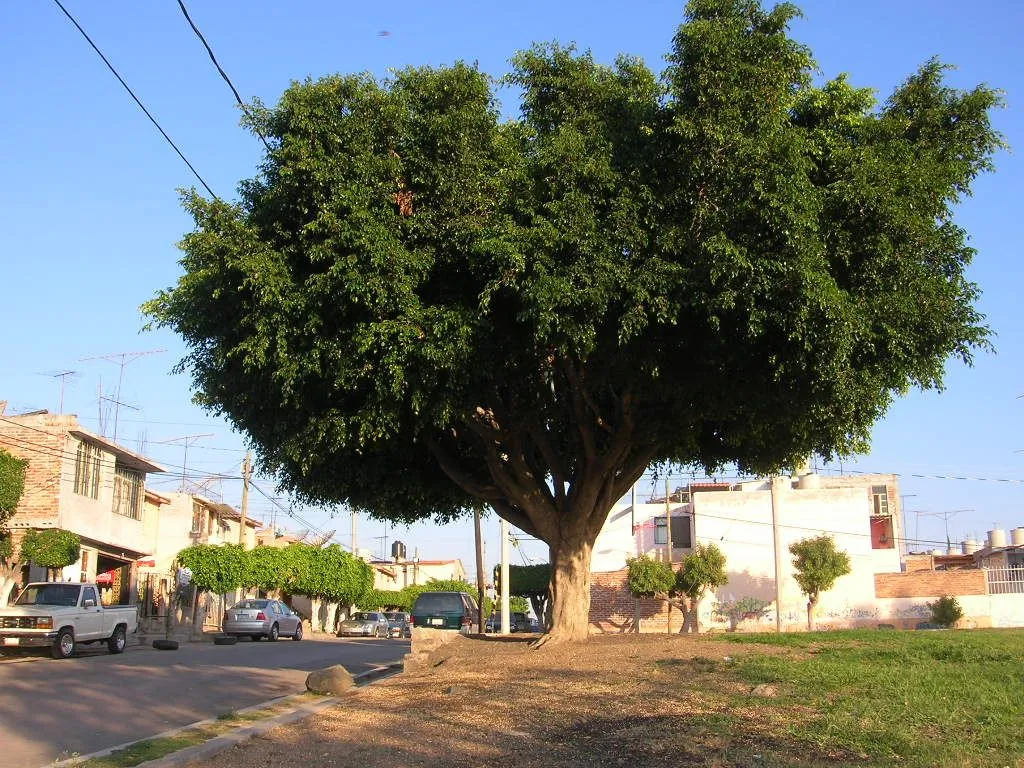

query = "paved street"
[0,634,409,768]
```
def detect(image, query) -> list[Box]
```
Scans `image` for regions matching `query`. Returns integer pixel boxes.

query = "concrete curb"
[44,663,404,768]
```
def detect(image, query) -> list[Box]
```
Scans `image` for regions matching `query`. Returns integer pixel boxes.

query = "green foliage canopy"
[0,449,27,527]
[626,555,676,598]
[789,535,852,603]
[144,0,1003,639]
[21,529,81,571]
[676,544,729,602]
[178,543,247,595]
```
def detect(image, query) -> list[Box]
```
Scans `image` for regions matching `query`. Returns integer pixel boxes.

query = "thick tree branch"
[425,436,504,503]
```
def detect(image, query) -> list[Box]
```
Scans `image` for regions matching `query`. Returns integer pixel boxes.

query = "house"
[0,404,165,605]
[589,472,904,632]
[370,556,467,592]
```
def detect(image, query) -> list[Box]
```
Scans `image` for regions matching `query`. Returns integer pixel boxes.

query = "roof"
[69,428,166,474]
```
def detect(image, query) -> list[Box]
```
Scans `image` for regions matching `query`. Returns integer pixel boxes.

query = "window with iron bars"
[112,466,143,520]
[73,441,101,499]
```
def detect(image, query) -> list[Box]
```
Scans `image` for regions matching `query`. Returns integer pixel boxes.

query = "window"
[82,586,98,606]
[112,466,143,520]
[80,550,89,583]
[74,441,101,498]
[654,515,693,548]
[871,485,890,516]
[871,516,895,549]
[191,502,204,533]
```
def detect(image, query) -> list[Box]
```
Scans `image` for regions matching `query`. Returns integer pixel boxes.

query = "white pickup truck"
[0,582,138,659]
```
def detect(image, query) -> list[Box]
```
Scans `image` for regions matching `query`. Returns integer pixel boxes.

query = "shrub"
[928,596,964,628]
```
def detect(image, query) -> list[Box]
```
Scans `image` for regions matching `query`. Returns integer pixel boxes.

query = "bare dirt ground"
[185,633,852,768]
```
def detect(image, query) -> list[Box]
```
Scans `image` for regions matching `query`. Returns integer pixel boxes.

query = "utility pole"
[474,506,485,632]
[770,476,786,633]
[500,517,510,635]
[238,451,252,546]
[899,494,917,555]
[351,509,358,558]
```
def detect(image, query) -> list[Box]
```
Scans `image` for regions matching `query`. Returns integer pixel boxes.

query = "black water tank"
[391,540,407,561]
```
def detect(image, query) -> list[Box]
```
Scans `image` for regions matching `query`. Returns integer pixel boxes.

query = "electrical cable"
[51,0,217,198]
[174,0,273,153]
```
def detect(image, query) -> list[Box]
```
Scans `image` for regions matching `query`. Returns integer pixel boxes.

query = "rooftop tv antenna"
[916,508,974,551]
[154,433,214,490]
[38,370,81,414]
[80,348,165,440]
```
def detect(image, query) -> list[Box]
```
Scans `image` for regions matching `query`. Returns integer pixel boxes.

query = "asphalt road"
[0,634,409,768]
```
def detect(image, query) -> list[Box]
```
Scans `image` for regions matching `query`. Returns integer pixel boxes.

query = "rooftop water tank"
[988,529,1008,549]
[797,473,821,490]
[961,539,981,555]
[1012,527,1024,546]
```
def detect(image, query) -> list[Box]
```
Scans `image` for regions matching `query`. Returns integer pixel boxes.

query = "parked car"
[0,582,138,659]
[384,611,411,639]
[338,611,390,638]
[484,611,530,633]
[223,599,303,641]
[410,591,478,632]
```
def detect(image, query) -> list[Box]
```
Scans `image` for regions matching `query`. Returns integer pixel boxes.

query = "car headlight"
[36,617,53,629]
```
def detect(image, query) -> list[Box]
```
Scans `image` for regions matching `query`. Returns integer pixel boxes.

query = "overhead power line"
[51,0,217,198]
[175,0,273,153]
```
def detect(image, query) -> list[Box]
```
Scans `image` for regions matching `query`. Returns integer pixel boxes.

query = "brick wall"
[874,570,987,598]
[0,416,67,527]
[589,569,679,633]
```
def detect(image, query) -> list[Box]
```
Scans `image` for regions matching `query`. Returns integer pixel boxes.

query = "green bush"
[928,596,964,628]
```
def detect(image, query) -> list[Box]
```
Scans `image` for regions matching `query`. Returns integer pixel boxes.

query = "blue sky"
[2,1,1022,576]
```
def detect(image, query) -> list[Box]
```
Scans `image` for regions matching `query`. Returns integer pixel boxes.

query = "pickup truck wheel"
[107,625,127,654]
[52,628,74,659]
[268,623,279,642]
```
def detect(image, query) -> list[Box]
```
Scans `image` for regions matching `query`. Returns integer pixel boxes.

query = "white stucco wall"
[592,482,904,630]
[56,438,153,556]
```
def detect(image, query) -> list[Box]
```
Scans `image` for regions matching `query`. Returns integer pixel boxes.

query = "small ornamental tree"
[177,543,247,595]
[21,529,82,582]
[0,448,28,605]
[789,535,851,630]
[626,555,678,633]
[241,545,287,595]
[675,544,729,634]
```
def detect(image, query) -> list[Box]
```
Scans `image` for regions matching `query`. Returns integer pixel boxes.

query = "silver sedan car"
[337,611,390,638]
[223,599,303,641]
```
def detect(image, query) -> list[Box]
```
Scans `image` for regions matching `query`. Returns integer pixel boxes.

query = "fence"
[985,567,1024,595]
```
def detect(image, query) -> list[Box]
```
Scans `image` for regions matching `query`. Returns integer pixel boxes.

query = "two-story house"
[589,471,904,632]
[0,403,165,605]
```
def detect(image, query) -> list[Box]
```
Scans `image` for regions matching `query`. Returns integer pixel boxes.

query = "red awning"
[95,571,115,584]
[136,559,156,568]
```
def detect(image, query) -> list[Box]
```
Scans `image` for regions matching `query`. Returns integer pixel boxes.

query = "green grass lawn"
[720,628,1024,767]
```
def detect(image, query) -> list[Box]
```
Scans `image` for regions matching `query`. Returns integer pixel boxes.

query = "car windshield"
[15,584,80,607]
[353,612,379,621]
[385,613,406,622]
[413,593,463,612]
[232,600,268,610]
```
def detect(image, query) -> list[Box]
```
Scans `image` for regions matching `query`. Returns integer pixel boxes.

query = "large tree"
[145,1,1002,642]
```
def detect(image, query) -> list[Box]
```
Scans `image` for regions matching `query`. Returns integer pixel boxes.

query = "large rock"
[306,665,354,695]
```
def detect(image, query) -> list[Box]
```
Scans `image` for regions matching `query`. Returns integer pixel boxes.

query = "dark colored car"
[410,591,479,632]
[384,611,411,639]
[484,611,530,633]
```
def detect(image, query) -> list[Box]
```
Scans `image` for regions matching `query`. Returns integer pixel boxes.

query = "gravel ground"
[184,633,847,768]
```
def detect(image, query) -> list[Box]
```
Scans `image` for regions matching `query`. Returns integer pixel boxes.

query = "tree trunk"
[683,597,700,634]
[544,539,594,643]
[807,596,816,631]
